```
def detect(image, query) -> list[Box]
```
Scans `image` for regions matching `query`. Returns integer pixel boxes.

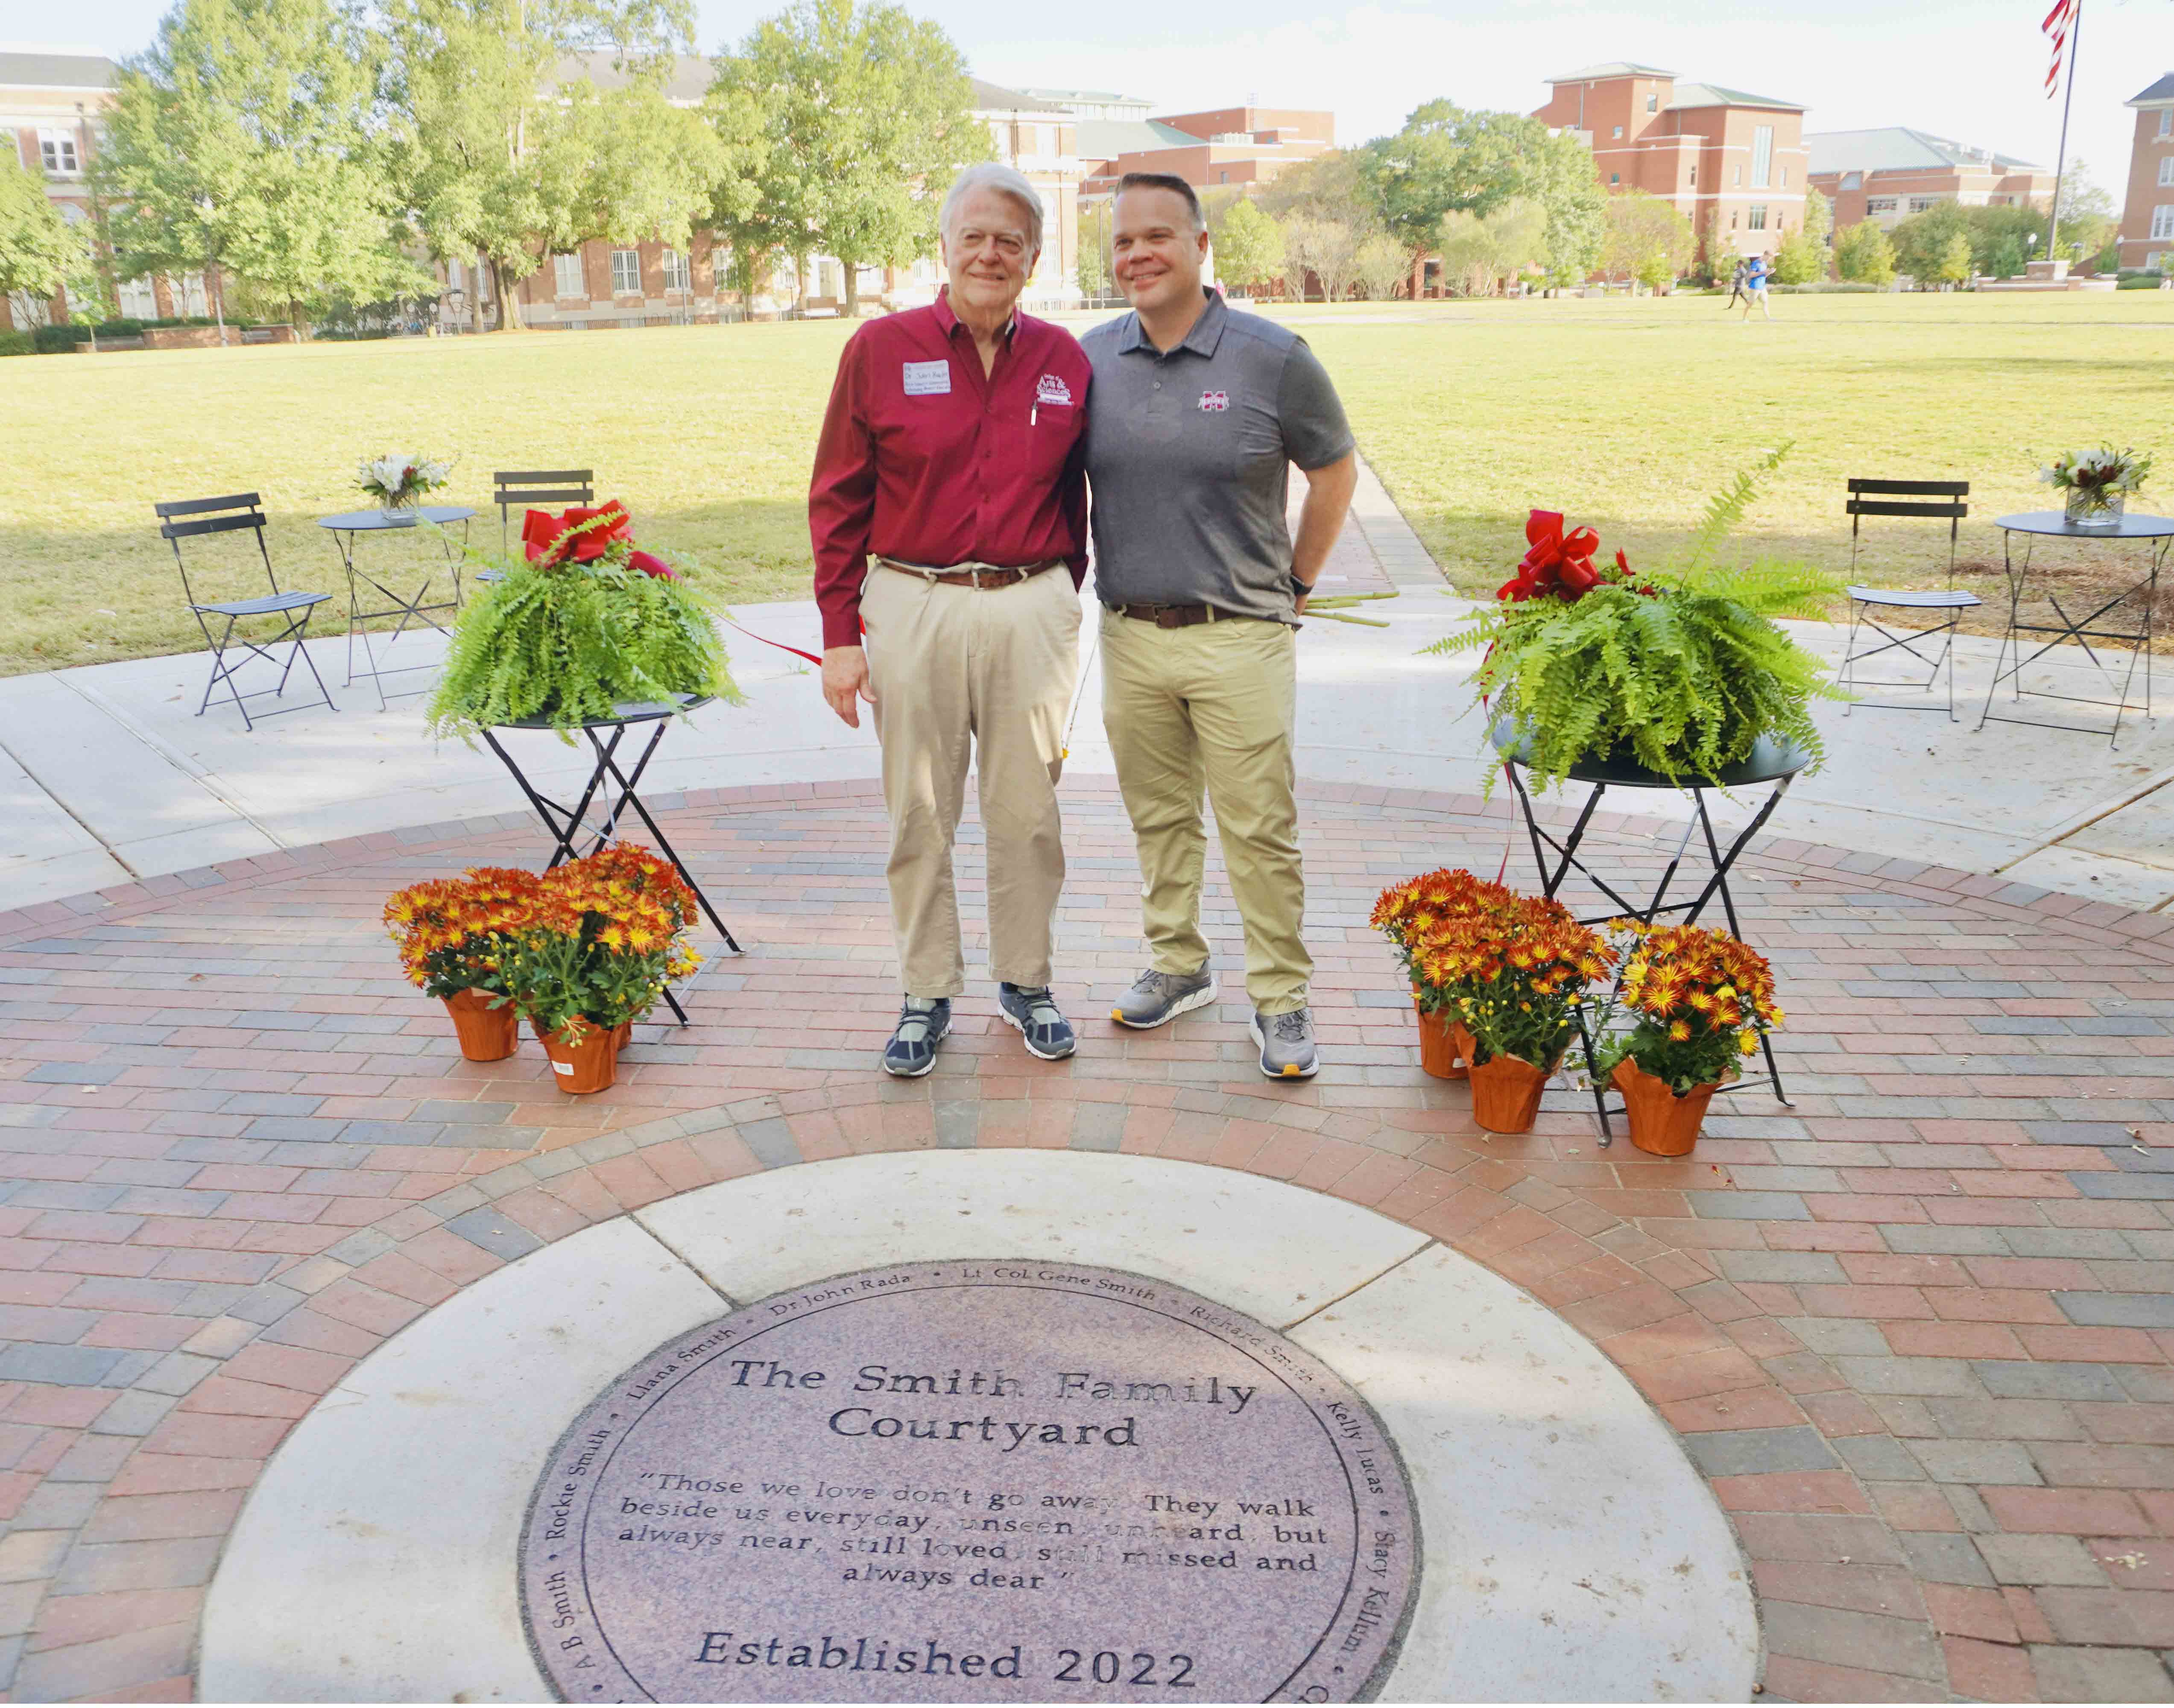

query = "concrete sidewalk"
[3,456,2169,914]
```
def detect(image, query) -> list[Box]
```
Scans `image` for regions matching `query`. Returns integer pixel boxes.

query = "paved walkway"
[6,459,2172,916]
[1,778,2173,1702]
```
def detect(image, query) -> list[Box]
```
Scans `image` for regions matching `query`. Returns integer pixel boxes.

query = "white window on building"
[1646,94,1657,113]
[37,129,79,174]
[1778,166,1788,187]
[554,252,584,297]
[2148,251,2165,272]
[1612,125,1623,138]
[2162,110,2172,137]
[447,260,466,293]
[611,249,641,294]
[1909,196,1940,213]
[661,249,690,292]
[1688,166,1696,187]
[177,272,208,316]
[2152,205,2174,240]
[1841,170,1862,190]
[1732,164,1742,187]
[1867,197,1897,213]
[1609,172,1620,184]
[1749,205,1768,231]
[1751,125,1773,188]
[2160,156,2174,187]
[116,275,158,319]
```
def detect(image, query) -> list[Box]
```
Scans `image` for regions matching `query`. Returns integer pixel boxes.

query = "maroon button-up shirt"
[808,290,1092,649]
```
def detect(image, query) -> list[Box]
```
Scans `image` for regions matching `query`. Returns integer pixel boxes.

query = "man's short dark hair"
[1116,172,1205,233]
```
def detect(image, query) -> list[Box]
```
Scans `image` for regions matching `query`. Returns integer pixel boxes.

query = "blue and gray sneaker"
[998,983,1076,1061]
[882,997,951,1077]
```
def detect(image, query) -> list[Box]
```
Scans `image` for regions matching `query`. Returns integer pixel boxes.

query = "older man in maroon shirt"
[810,162,1092,1078]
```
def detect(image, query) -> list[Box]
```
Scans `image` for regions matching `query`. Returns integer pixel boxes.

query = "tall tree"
[1524,129,1606,286]
[1436,198,1547,296]
[2051,159,2116,262]
[1258,149,1376,235]
[97,0,418,333]
[1350,233,1407,301]
[1210,196,1283,298]
[1601,190,1694,292]
[1282,214,1359,303]
[711,0,988,316]
[1832,220,1895,285]
[0,159,79,313]
[386,0,721,331]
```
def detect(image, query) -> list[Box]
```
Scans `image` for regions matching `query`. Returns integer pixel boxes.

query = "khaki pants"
[861,564,1080,998]
[1099,609,1309,1015]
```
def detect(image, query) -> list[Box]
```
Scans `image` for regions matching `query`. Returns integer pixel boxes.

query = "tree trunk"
[794,253,808,304]
[491,258,525,330]
[471,253,488,334]
[842,261,860,317]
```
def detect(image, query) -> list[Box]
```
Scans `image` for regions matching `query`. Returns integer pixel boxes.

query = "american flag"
[2042,0,2073,96]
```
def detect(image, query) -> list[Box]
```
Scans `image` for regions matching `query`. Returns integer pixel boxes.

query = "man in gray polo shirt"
[1082,171,1358,1079]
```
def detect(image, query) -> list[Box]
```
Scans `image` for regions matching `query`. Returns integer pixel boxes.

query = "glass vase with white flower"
[358,453,455,522]
[2041,444,2152,530]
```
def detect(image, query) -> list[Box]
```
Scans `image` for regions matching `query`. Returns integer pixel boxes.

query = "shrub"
[0,331,32,357]
[93,318,144,338]
[2118,275,2166,290]
[32,324,89,353]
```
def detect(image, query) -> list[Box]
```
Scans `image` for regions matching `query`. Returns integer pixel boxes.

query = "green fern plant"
[425,534,740,743]
[1433,447,1845,792]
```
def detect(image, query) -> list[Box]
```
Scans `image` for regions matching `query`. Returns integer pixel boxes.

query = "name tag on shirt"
[902,360,951,396]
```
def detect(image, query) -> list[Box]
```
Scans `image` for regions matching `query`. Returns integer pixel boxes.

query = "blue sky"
[20,0,2174,202]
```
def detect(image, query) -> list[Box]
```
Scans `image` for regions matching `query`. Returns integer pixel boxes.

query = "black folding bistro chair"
[1838,477,1979,719]
[485,468,596,579]
[155,493,337,731]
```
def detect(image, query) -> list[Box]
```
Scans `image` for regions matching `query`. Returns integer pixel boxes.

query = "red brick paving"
[2,777,2173,1701]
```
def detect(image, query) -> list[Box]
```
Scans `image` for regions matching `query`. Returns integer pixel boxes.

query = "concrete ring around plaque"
[199,1149,1759,1703]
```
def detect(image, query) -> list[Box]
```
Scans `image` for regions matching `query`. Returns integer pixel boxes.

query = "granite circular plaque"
[520,1261,1419,1702]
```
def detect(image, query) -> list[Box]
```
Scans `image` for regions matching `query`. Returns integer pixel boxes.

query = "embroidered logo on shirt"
[1034,373,1074,407]
[1198,390,1230,412]
[902,360,951,396]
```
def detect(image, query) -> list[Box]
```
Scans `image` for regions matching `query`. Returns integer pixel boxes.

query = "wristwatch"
[1291,573,1312,601]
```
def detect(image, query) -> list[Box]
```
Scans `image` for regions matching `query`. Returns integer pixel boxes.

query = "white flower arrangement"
[2038,443,2152,498]
[357,453,455,508]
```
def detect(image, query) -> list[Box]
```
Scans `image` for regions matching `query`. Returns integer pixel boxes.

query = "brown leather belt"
[1109,601,1243,629]
[880,557,1062,589]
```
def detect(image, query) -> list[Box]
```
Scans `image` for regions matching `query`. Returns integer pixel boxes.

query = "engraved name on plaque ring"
[520,1261,1420,1702]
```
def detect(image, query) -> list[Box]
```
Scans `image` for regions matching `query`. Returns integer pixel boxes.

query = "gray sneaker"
[1249,1007,1320,1079]
[1112,968,1217,1029]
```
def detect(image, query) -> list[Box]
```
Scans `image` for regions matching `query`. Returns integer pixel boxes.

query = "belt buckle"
[1154,605,1185,629]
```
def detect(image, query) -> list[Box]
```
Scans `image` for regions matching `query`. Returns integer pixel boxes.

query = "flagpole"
[2048,0,2081,259]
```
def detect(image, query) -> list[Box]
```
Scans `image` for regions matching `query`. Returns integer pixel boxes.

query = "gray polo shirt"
[1081,291,1355,623]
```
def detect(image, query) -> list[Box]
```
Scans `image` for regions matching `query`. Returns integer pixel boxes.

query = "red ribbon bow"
[520,501,675,579]
[1499,510,1603,603]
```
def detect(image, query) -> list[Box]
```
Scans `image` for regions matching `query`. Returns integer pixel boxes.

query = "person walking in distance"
[1740,251,1773,320]
[1081,173,1358,1080]
[808,163,1093,1076]
[1722,255,1748,309]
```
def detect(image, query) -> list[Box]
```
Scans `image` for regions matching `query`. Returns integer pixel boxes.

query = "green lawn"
[2,292,2169,676]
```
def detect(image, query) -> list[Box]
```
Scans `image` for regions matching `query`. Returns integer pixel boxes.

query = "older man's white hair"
[940,163,1044,260]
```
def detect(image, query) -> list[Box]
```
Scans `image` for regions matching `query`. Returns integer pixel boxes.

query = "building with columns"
[1532,61,1808,260]
[2116,72,2174,272]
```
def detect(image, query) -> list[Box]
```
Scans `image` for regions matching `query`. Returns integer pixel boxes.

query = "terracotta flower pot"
[539,1021,620,1094]
[442,989,518,1062]
[1468,1049,1555,1135]
[1413,994,1467,1079]
[614,1020,633,1052]
[1612,1058,1725,1156]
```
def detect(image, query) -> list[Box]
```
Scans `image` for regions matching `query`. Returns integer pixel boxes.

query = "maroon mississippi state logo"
[520,1261,1419,1702]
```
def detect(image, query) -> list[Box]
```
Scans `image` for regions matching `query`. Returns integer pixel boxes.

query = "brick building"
[1805,128,2052,232]
[2116,72,2174,271]
[1531,61,1807,260]
[1,48,223,331]
[1075,104,1335,195]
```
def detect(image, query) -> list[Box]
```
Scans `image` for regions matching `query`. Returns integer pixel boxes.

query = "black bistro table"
[1978,509,2171,748]
[316,506,477,709]
[483,696,740,1025]
[1492,721,1811,1141]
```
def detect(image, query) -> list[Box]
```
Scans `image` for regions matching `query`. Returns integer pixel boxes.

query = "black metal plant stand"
[481,696,741,1027]
[1493,724,1811,1145]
